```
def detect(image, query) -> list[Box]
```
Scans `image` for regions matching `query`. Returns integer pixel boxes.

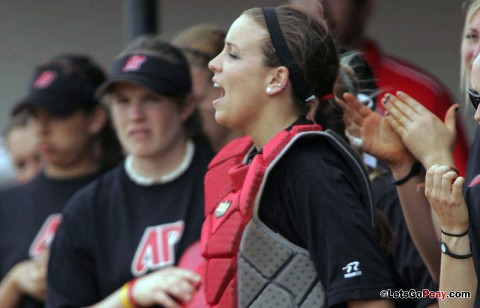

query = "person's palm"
[341,93,411,167]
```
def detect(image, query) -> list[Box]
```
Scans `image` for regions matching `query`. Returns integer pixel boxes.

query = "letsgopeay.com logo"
[342,261,363,279]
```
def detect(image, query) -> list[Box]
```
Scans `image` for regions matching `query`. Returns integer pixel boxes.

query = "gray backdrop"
[0,0,473,140]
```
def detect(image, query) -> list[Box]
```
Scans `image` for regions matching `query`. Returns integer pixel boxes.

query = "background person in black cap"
[47,35,214,308]
[0,54,119,308]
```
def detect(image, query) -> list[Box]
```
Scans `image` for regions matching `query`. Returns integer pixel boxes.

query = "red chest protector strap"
[200,124,322,307]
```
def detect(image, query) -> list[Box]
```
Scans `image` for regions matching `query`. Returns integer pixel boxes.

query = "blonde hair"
[461,0,480,106]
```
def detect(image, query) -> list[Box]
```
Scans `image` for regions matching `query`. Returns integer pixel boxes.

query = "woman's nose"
[208,54,222,74]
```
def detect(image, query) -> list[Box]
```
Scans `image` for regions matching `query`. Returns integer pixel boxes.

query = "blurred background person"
[47,36,213,308]
[172,23,243,152]
[0,54,120,308]
[3,110,43,184]
[462,1,480,185]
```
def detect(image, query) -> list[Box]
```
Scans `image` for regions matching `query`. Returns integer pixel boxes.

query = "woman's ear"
[87,106,107,135]
[179,94,197,122]
[265,66,289,96]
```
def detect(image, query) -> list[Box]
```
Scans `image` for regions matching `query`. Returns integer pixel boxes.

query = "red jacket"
[363,40,469,175]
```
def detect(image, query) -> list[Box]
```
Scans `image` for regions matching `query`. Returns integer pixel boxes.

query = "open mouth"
[212,81,225,103]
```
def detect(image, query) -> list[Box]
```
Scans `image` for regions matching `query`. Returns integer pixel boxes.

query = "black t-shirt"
[371,168,438,307]
[465,127,480,186]
[0,170,103,308]
[258,135,394,307]
[464,183,480,306]
[47,145,213,307]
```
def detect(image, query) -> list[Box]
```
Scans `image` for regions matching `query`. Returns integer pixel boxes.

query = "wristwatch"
[440,241,473,259]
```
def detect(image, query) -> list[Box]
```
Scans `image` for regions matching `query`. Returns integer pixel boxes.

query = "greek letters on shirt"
[29,214,62,258]
[131,221,184,276]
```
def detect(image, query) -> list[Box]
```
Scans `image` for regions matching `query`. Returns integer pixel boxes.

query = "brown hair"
[243,6,343,137]
[172,23,226,68]
[243,6,339,116]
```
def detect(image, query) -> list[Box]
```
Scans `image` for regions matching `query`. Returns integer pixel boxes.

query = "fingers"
[135,267,201,306]
[425,165,461,202]
[384,92,430,133]
[341,93,370,127]
[395,91,429,114]
[162,279,197,303]
[385,107,404,136]
[425,165,447,199]
[451,176,465,202]
[337,97,361,137]
[425,165,469,233]
[432,166,448,197]
[151,291,182,308]
[172,268,201,284]
[384,94,410,138]
[384,93,414,120]
[14,260,48,301]
[342,93,371,116]
[384,93,418,136]
[441,169,458,196]
[444,104,458,136]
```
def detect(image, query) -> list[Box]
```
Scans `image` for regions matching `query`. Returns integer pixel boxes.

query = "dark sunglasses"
[468,88,480,109]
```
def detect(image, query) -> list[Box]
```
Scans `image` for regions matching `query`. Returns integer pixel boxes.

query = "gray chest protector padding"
[238,217,325,308]
[237,129,374,307]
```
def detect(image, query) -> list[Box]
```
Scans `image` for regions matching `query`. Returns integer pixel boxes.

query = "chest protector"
[200,124,375,308]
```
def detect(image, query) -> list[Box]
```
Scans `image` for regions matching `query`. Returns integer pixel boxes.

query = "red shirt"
[363,40,469,175]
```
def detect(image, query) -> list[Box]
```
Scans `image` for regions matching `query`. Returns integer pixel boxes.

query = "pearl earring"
[266,86,272,94]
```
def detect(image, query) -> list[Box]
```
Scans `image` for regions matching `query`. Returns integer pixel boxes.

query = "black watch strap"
[440,241,473,259]
[393,162,423,186]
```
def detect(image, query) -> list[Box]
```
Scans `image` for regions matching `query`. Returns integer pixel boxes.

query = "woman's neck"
[127,139,192,184]
[213,129,244,152]
[44,155,100,179]
[247,112,299,150]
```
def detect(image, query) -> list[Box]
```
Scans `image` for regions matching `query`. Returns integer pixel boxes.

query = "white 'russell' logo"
[342,261,363,279]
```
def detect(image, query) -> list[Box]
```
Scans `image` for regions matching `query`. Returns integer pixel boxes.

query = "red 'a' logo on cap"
[123,55,147,72]
[34,71,57,89]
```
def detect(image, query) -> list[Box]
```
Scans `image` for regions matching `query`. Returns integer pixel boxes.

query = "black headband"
[96,53,191,98]
[263,7,314,102]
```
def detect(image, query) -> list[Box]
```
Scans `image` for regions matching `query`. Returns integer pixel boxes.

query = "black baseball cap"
[13,65,98,117]
[96,53,191,99]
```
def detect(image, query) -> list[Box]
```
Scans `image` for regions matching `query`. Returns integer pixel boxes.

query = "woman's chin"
[214,113,235,130]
